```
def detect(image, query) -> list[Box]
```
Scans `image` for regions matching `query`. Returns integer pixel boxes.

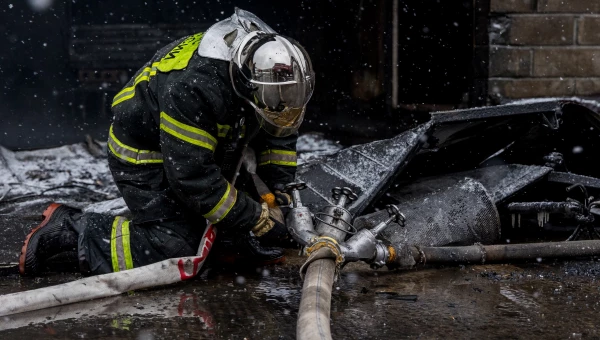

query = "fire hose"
[0,224,216,317]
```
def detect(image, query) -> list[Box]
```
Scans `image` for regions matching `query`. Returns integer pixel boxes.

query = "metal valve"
[339,203,404,266]
[331,187,358,207]
[372,204,406,236]
[285,182,307,208]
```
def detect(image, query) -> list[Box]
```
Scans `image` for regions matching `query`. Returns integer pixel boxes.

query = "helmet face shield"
[256,106,305,137]
[231,32,314,137]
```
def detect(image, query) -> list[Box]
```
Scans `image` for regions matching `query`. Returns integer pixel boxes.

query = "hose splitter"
[285,181,406,270]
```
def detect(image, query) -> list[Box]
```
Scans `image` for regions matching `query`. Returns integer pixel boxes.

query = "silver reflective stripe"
[115,218,127,272]
[203,183,237,223]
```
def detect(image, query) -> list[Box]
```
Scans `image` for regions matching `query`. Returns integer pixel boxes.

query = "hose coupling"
[370,242,390,269]
[306,236,344,266]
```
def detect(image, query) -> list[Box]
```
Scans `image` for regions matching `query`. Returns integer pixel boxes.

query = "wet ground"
[1,251,599,339]
[2,137,600,339]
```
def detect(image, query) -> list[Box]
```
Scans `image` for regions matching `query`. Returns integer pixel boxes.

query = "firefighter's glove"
[274,190,292,207]
[259,191,291,218]
[251,202,288,241]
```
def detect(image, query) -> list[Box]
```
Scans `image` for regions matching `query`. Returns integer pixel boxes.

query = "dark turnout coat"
[80,33,297,275]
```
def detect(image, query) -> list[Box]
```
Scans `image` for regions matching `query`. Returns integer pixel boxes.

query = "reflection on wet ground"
[1,252,600,339]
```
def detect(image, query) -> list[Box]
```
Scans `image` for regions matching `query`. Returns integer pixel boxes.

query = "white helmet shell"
[197,7,277,62]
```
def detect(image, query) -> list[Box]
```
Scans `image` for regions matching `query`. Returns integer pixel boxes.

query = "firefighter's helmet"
[230,32,315,137]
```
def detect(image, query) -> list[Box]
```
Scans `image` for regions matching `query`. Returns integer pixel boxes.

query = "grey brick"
[509,15,574,45]
[491,0,535,13]
[538,0,600,13]
[577,16,600,45]
[533,48,600,77]
[489,78,575,98]
[489,46,531,77]
[576,78,600,95]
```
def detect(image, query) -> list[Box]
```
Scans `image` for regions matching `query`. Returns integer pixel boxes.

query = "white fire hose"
[0,223,216,317]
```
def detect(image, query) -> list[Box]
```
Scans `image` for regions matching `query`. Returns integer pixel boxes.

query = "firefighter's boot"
[20,203,81,276]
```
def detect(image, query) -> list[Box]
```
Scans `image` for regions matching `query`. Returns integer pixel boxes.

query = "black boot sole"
[19,203,66,275]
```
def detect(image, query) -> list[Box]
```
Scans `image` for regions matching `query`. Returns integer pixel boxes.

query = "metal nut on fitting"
[370,243,390,269]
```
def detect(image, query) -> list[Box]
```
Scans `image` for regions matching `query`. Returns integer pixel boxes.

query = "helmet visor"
[253,79,313,137]
[231,33,315,137]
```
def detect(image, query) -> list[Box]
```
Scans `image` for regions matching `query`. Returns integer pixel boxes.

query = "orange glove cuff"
[260,193,277,208]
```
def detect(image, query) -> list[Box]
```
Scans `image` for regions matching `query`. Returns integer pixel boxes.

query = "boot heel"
[42,203,63,220]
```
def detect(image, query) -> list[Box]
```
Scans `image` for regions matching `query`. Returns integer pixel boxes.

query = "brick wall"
[489,0,600,103]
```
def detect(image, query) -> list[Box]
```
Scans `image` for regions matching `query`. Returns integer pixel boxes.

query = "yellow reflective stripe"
[108,125,163,164]
[259,149,298,166]
[121,220,134,270]
[110,217,119,273]
[217,123,231,138]
[203,182,237,223]
[112,62,159,107]
[110,216,133,272]
[110,217,123,273]
[115,62,159,97]
[113,74,148,105]
[160,112,217,151]
[216,124,246,138]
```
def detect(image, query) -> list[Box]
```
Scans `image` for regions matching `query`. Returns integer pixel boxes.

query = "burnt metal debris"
[297,98,600,267]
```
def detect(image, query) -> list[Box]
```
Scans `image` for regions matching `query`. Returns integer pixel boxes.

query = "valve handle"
[386,204,406,226]
[332,187,342,201]
[284,182,307,193]
[342,187,358,202]
[332,187,358,202]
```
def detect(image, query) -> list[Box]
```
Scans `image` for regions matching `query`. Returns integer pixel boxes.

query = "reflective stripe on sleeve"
[259,149,297,166]
[203,182,237,224]
[216,123,231,138]
[216,123,246,139]
[160,112,217,151]
[112,62,159,107]
[111,216,134,272]
[108,125,163,164]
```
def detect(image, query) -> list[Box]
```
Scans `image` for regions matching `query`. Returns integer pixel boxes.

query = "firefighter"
[19,8,314,276]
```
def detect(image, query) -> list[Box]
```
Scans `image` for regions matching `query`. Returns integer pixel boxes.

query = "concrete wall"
[489,0,600,102]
